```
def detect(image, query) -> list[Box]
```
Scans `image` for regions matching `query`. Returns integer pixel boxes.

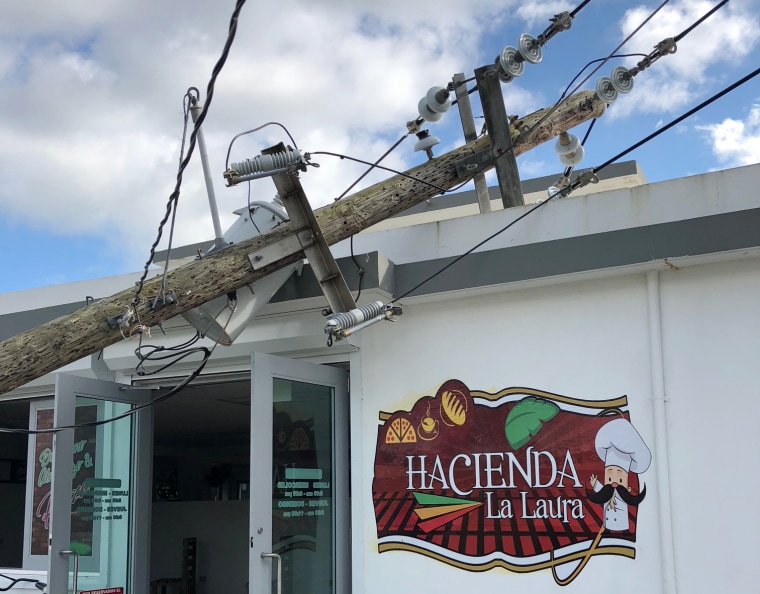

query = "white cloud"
[610,0,760,118]
[515,157,551,178]
[697,104,760,166]
[515,1,574,28]
[0,0,565,274]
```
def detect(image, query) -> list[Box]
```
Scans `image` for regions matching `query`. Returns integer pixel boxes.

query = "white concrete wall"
[352,255,760,594]
[658,257,760,592]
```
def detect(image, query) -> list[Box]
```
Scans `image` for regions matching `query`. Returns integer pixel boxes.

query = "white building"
[0,160,758,593]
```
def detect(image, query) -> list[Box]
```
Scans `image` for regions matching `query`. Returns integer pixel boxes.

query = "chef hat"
[595,418,652,474]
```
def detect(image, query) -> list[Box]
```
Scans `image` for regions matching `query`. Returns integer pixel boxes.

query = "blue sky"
[1,0,758,294]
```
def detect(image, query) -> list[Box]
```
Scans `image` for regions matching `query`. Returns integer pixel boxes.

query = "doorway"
[149,356,350,594]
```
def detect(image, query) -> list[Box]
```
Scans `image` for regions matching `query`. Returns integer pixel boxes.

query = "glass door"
[46,373,151,593]
[250,353,349,594]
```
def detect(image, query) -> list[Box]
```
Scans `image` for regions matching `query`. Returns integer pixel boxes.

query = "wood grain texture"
[0,91,605,395]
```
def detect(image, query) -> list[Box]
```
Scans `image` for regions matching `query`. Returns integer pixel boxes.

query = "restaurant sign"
[372,380,652,585]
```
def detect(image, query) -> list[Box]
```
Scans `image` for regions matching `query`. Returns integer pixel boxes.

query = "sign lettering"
[372,379,652,586]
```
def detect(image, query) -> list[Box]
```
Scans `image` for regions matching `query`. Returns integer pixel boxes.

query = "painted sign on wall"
[372,380,652,585]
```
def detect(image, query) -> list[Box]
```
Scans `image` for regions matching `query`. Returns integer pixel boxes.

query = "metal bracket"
[149,290,178,311]
[455,148,494,178]
[91,351,115,381]
[106,306,135,330]
[475,64,524,208]
[247,230,314,270]
[453,72,491,213]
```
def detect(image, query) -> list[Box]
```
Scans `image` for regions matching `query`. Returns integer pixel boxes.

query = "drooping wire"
[334,133,409,202]
[391,65,760,303]
[156,88,196,304]
[350,235,364,303]
[0,574,45,591]
[134,330,206,377]
[225,121,299,170]
[132,0,248,307]
[0,300,244,435]
[310,151,449,194]
[450,82,479,108]
[246,181,262,235]
[0,360,208,435]
[497,0,729,176]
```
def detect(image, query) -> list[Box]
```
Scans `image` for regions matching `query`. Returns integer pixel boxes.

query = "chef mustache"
[587,483,647,507]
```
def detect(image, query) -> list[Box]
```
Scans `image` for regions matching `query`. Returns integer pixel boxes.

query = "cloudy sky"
[1,0,758,293]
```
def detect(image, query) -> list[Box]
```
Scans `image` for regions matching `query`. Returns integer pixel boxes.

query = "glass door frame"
[46,373,152,593]
[249,353,350,594]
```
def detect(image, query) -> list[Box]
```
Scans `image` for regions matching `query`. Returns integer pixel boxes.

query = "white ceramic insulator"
[610,65,634,94]
[559,144,585,166]
[499,46,525,78]
[554,133,580,155]
[425,86,452,113]
[595,76,618,104]
[418,97,443,122]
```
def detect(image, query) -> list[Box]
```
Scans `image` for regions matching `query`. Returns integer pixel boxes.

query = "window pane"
[271,378,334,594]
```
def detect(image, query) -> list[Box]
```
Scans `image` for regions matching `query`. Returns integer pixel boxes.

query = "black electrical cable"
[570,0,593,17]
[499,0,728,176]
[0,324,233,435]
[134,331,207,377]
[563,0,670,100]
[0,574,45,591]
[350,235,365,303]
[247,181,262,235]
[674,0,729,42]
[0,300,243,435]
[0,351,210,435]
[518,0,671,145]
[589,65,760,178]
[450,83,479,108]
[157,88,195,302]
[392,197,554,302]
[133,0,247,307]
[392,65,759,303]
[334,133,409,202]
[310,151,449,194]
[560,54,649,100]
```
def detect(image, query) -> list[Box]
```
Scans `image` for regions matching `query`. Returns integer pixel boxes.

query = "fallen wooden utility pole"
[0,90,605,395]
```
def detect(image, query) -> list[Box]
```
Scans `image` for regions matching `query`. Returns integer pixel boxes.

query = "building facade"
[0,161,758,593]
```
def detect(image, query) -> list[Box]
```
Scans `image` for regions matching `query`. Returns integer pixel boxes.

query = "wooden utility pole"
[0,90,605,395]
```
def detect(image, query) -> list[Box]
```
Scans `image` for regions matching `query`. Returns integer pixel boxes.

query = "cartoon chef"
[587,417,652,531]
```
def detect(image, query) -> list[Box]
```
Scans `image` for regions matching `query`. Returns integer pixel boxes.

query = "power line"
[520,0,672,144]
[675,0,729,42]
[560,54,649,100]
[0,307,242,435]
[588,65,760,179]
[333,133,409,202]
[311,151,449,194]
[570,0,593,18]
[132,0,248,307]
[392,65,759,302]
